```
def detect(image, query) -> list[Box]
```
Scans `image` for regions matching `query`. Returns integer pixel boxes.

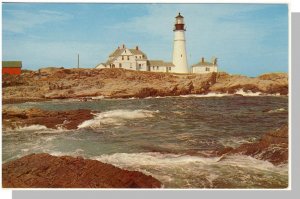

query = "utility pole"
[77,53,80,68]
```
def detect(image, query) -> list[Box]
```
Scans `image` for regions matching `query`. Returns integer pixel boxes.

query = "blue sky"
[2,3,288,76]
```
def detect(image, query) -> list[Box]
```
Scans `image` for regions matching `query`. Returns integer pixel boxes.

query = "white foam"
[180,93,231,98]
[91,96,105,100]
[78,109,160,129]
[11,125,49,131]
[145,96,167,99]
[93,152,284,172]
[92,152,288,187]
[268,108,286,113]
[234,89,262,96]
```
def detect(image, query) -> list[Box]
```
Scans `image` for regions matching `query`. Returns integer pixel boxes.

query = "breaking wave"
[78,109,160,129]
[92,152,288,188]
[180,93,230,98]
[268,108,286,113]
[91,96,105,100]
[179,90,282,98]
[234,89,262,96]
[4,125,49,132]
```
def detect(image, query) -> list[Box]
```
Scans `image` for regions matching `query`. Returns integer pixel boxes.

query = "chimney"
[201,57,204,63]
[122,44,125,49]
[136,46,139,50]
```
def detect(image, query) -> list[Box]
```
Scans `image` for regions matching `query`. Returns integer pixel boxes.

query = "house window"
[119,63,122,68]
[140,56,142,59]
[122,56,124,60]
[127,56,129,60]
[169,67,171,71]
[157,66,159,70]
[152,66,155,70]
[206,67,210,71]
[139,64,142,69]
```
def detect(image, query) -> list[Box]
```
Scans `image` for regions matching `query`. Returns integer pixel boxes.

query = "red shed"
[2,61,22,75]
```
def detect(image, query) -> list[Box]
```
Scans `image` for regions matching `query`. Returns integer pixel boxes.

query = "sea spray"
[92,152,288,188]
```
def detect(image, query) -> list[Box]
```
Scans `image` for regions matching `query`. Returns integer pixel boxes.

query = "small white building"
[96,44,148,71]
[191,57,218,74]
[148,60,175,73]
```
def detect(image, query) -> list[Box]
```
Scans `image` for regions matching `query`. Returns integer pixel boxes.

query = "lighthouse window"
[181,54,182,57]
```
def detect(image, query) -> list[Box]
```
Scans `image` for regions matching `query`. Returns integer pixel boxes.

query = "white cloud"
[3,9,72,33]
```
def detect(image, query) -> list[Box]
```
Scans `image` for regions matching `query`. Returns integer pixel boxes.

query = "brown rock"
[2,153,161,188]
[2,68,288,104]
[2,108,95,130]
[217,125,288,165]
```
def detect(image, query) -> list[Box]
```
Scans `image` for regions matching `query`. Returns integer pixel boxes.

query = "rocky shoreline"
[2,123,288,188]
[2,153,161,188]
[2,107,288,167]
[2,68,288,104]
[215,125,288,165]
[2,68,288,188]
[2,107,95,131]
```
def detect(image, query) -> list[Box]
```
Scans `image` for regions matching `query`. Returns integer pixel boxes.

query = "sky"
[2,3,288,76]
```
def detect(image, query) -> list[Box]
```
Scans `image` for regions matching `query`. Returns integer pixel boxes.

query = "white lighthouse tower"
[172,13,189,73]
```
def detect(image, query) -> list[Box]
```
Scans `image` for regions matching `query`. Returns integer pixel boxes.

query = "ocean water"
[2,96,288,188]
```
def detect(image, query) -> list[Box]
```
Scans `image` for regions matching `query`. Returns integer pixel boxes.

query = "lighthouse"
[172,13,189,73]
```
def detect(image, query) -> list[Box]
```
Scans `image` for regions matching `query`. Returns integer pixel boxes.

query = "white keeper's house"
[95,44,175,73]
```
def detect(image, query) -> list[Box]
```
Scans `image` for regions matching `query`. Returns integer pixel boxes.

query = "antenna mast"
[77,53,80,68]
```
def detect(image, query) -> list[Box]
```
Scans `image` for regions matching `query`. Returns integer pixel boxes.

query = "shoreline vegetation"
[2,68,288,104]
